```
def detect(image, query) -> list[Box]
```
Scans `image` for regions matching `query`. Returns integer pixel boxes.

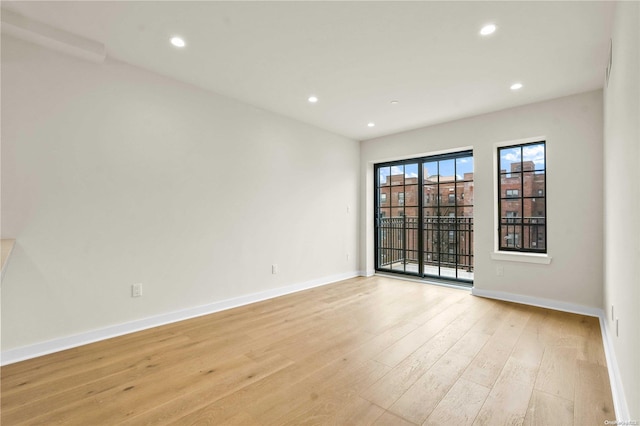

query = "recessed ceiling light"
[480,24,496,36]
[510,82,523,91]
[390,100,399,105]
[368,122,375,127]
[308,96,318,103]
[170,36,186,48]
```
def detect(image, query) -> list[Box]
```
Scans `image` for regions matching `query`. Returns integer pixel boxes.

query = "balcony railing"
[377,216,473,272]
[499,216,546,250]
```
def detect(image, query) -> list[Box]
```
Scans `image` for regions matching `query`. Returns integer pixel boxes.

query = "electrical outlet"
[496,266,504,276]
[131,283,142,298]
[272,264,279,274]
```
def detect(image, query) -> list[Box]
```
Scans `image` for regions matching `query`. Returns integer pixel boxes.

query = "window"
[380,193,387,203]
[448,194,455,204]
[398,192,405,205]
[498,141,546,253]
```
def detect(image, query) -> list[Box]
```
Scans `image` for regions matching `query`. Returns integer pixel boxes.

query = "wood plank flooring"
[1,276,615,425]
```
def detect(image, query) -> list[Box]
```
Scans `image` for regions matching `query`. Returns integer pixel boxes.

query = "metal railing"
[500,217,546,250]
[377,216,474,271]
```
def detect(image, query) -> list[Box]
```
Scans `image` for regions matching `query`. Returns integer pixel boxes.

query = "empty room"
[1,1,638,425]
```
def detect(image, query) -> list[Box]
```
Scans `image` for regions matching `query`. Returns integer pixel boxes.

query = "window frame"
[496,139,548,255]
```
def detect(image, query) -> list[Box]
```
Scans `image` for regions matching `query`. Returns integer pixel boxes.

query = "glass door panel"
[375,152,474,284]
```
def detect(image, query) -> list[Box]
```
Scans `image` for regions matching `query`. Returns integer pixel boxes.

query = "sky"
[500,143,545,171]
[378,143,544,185]
[378,155,474,184]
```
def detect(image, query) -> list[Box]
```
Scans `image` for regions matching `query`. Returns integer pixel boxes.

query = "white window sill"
[491,251,552,264]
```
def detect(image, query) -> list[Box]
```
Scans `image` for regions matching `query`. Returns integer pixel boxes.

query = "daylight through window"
[498,141,546,253]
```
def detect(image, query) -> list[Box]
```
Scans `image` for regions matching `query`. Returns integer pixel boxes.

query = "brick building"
[377,169,474,274]
[499,160,546,250]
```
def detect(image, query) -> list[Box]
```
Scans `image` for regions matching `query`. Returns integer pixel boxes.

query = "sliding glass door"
[375,151,474,284]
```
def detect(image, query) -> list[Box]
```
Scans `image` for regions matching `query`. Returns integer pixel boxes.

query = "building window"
[448,194,455,204]
[504,233,520,247]
[498,141,546,253]
[398,192,405,205]
[380,193,387,203]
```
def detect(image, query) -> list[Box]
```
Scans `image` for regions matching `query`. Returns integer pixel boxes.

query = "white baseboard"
[0,271,359,366]
[598,316,630,422]
[471,287,630,421]
[471,287,602,317]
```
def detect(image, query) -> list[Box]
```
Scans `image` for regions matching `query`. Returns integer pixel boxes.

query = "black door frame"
[374,150,474,284]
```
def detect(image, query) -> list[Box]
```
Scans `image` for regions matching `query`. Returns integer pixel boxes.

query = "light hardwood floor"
[1,276,615,425]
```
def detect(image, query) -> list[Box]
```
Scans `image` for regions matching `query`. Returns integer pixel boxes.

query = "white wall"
[603,1,640,420]
[361,90,604,309]
[1,36,359,352]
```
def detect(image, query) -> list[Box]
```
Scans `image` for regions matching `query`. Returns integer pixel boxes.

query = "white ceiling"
[2,1,614,140]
